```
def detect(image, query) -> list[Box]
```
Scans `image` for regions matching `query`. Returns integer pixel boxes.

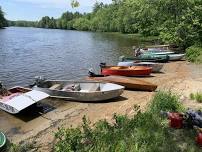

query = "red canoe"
[101,66,152,76]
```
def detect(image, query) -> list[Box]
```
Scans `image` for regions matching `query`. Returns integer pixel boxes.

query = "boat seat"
[62,84,80,91]
[88,84,100,91]
[49,84,61,90]
[79,84,100,92]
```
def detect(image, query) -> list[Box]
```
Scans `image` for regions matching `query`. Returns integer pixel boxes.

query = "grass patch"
[1,141,37,152]
[185,45,202,63]
[190,92,202,103]
[54,91,200,152]
[190,93,195,100]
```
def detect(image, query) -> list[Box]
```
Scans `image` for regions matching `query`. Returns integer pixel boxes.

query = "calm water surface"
[0,27,148,87]
[0,27,151,135]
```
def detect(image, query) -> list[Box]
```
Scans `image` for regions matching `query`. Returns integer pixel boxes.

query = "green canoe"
[119,54,169,63]
[0,131,6,149]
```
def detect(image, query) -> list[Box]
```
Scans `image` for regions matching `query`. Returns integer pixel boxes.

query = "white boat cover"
[0,90,49,114]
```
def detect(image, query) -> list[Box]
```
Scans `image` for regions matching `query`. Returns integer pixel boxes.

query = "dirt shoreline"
[1,61,202,151]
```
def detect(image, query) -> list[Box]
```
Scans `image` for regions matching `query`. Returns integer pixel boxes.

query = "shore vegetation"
[53,91,201,152]
[186,45,202,63]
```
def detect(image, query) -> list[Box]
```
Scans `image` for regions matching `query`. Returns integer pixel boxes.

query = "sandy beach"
[1,61,202,151]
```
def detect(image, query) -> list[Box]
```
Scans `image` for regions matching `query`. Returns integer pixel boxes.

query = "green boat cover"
[0,131,6,148]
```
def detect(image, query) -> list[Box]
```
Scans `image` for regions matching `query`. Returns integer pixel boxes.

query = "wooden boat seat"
[49,84,61,90]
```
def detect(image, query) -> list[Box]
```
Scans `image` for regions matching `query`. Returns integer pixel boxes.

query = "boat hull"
[87,76,157,91]
[142,50,174,55]
[119,55,169,63]
[0,87,49,114]
[117,61,163,72]
[142,53,185,61]
[32,81,124,102]
[101,66,152,76]
[168,54,185,61]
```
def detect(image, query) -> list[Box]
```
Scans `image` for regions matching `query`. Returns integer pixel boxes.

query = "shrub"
[53,91,201,152]
[186,45,202,63]
[149,91,183,114]
[190,93,195,100]
[195,93,202,103]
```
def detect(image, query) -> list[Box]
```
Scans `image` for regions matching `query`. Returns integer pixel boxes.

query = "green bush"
[190,93,195,100]
[186,45,202,63]
[190,92,202,103]
[195,93,202,103]
[54,91,200,152]
[149,91,183,113]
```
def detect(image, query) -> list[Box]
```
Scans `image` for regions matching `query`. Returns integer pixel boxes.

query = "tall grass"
[190,92,202,103]
[54,91,200,152]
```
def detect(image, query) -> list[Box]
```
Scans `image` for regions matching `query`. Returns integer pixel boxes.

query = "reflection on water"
[0,27,152,136]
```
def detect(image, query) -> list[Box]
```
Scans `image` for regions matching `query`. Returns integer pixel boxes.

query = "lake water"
[0,27,149,87]
[0,27,152,136]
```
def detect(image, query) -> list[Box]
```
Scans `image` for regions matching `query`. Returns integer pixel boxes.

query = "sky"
[0,0,112,21]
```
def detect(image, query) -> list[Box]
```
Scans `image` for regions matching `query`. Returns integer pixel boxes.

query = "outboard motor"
[88,68,104,77]
[135,48,142,57]
[99,62,106,68]
[119,56,125,62]
[99,63,106,74]
[88,68,96,77]
[34,76,46,87]
[132,46,136,51]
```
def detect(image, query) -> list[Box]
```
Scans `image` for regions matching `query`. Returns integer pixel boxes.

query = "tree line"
[0,7,7,28]
[9,11,83,29]
[7,0,202,48]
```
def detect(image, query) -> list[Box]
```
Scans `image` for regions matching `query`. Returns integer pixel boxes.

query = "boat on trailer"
[0,86,49,114]
[32,80,124,102]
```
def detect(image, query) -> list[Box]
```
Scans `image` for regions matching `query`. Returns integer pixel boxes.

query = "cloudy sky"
[0,0,112,21]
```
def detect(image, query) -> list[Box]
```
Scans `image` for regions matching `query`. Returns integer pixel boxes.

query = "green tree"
[7,0,202,49]
[0,6,7,28]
